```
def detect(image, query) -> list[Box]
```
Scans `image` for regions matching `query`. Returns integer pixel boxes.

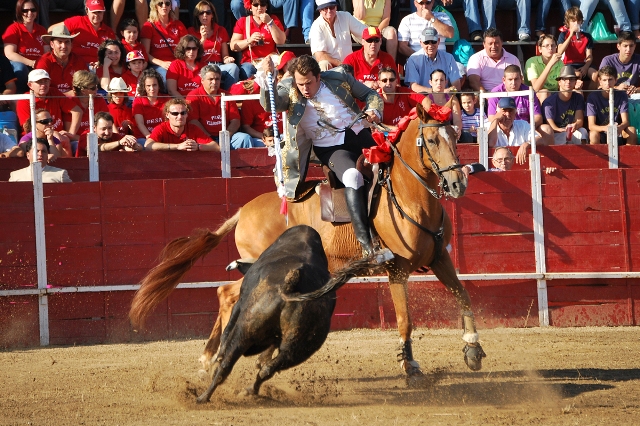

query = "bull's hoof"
[463,343,486,371]
[195,393,210,404]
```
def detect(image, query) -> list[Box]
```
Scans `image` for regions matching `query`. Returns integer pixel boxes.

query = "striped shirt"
[461,107,484,136]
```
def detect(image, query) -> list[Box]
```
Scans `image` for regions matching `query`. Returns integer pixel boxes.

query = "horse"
[129,103,486,382]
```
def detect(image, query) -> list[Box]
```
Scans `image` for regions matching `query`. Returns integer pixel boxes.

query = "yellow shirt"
[359,0,385,27]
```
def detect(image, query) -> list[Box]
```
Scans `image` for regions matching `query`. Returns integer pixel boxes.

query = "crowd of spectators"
[0,0,639,173]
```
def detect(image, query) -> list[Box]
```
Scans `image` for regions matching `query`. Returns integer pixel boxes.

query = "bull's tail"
[285,257,378,302]
[129,210,241,329]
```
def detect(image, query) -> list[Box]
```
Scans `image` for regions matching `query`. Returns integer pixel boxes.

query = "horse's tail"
[284,257,377,302]
[129,210,241,329]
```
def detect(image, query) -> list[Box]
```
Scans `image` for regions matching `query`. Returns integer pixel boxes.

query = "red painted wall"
[2,146,640,348]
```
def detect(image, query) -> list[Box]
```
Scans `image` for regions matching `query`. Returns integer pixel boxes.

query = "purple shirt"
[542,92,585,128]
[488,83,542,121]
[599,53,640,86]
[586,90,629,125]
[19,131,60,146]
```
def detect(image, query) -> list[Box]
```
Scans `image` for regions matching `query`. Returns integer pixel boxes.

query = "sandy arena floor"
[2,327,640,425]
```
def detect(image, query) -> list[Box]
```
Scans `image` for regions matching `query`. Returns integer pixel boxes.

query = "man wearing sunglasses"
[309,0,367,71]
[145,99,216,151]
[398,0,453,58]
[343,27,396,90]
[377,66,429,129]
[404,27,461,93]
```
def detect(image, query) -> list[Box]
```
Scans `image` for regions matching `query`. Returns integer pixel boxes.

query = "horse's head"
[393,103,467,199]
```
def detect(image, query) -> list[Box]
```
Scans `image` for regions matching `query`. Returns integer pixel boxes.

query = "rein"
[377,117,463,266]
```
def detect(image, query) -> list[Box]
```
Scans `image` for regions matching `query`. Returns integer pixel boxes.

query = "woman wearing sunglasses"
[72,70,109,139]
[189,0,239,90]
[141,0,188,82]
[2,0,49,93]
[167,35,204,99]
[19,109,69,159]
[230,0,286,80]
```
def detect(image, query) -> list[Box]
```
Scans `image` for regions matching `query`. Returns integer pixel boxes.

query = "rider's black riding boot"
[344,186,374,255]
[344,187,394,264]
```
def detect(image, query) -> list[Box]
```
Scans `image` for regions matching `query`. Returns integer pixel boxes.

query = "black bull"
[197,225,376,403]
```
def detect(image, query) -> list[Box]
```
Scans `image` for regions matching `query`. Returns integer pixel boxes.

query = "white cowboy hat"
[107,77,131,93]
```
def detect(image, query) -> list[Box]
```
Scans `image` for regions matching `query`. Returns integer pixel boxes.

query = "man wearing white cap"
[309,0,367,70]
[35,25,88,96]
[53,0,117,66]
[404,27,461,93]
[398,0,453,58]
[16,69,82,140]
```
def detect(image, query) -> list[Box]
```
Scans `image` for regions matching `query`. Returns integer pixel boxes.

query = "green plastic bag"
[587,12,618,41]
[434,5,460,43]
[628,99,640,138]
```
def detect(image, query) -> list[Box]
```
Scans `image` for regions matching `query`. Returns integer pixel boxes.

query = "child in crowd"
[119,18,149,63]
[586,66,637,145]
[459,92,485,143]
[107,78,134,135]
[557,7,596,88]
[121,50,147,98]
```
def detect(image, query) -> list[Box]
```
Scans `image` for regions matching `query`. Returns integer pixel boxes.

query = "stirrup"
[363,247,394,264]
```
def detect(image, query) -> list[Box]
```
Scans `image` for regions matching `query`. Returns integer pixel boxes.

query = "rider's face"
[294,71,321,99]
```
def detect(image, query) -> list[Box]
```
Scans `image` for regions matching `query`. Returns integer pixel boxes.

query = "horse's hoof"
[463,343,486,371]
[195,394,210,404]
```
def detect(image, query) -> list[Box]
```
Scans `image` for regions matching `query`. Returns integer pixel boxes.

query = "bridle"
[376,118,463,265]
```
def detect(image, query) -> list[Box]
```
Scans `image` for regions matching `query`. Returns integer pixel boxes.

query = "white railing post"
[530,153,549,326]
[529,88,536,155]
[608,88,619,169]
[219,93,231,178]
[87,94,99,181]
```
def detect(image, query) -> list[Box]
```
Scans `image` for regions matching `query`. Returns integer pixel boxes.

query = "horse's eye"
[427,138,436,145]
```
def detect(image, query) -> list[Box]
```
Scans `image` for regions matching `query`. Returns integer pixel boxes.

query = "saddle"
[316,155,378,223]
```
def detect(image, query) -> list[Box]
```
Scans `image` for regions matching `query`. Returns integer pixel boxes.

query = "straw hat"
[107,77,131,93]
[42,25,79,40]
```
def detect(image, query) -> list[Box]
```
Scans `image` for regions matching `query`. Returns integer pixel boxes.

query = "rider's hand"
[365,111,380,124]
[261,56,275,75]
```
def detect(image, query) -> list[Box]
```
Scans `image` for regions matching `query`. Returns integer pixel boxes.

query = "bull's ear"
[282,268,301,293]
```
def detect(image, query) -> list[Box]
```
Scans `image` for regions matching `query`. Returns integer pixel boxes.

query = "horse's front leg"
[429,250,486,371]
[387,265,422,378]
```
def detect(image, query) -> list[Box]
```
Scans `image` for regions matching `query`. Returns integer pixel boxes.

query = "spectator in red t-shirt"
[96,39,126,92]
[35,25,89,96]
[146,98,218,151]
[167,35,204,99]
[17,69,82,141]
[140,0,189,83]
[57,0,117,67]
[230,0,286,80]
[189,0,239,90]
[72,70,109,136]
[122,50,146,97]
[3,0,49,93]
[119,18,149,64]
[186,64,257,149]
[132,68,167,144]
[343,27,396,91]
[107,77,134,134]
[377,66,428,129]
[556,7,596,88]
[76,111,143,157]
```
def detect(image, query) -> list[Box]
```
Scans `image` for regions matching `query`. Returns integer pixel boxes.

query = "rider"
[260,54,393,263]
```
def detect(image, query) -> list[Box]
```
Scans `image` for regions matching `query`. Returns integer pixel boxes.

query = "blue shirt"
[404,49,462,89]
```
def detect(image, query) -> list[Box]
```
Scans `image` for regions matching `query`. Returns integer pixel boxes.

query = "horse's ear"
[416,102,432,122]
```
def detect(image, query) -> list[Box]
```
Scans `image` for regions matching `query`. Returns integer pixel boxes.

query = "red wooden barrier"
[3,156,640,347]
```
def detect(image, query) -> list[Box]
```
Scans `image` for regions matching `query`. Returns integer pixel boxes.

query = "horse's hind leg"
[199,279,242,371]
[429,250,486,371]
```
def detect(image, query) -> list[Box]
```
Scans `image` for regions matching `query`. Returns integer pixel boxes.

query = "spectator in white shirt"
[488,97,542,165]
[397,0,453,58]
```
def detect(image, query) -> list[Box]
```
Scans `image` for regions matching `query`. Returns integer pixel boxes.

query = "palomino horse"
[130,103,486,381]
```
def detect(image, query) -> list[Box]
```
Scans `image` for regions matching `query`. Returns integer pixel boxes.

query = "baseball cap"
[497,97,517,109]
[315,0,338,11]
[362,27,382,41]
[420,27,438,43]
[277,51,296,71]
[28,69,50,82]
[126,50,145,62]
[86,0,106,12]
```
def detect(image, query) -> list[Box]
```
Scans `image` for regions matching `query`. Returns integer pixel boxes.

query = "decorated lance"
[266,70,288,224]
